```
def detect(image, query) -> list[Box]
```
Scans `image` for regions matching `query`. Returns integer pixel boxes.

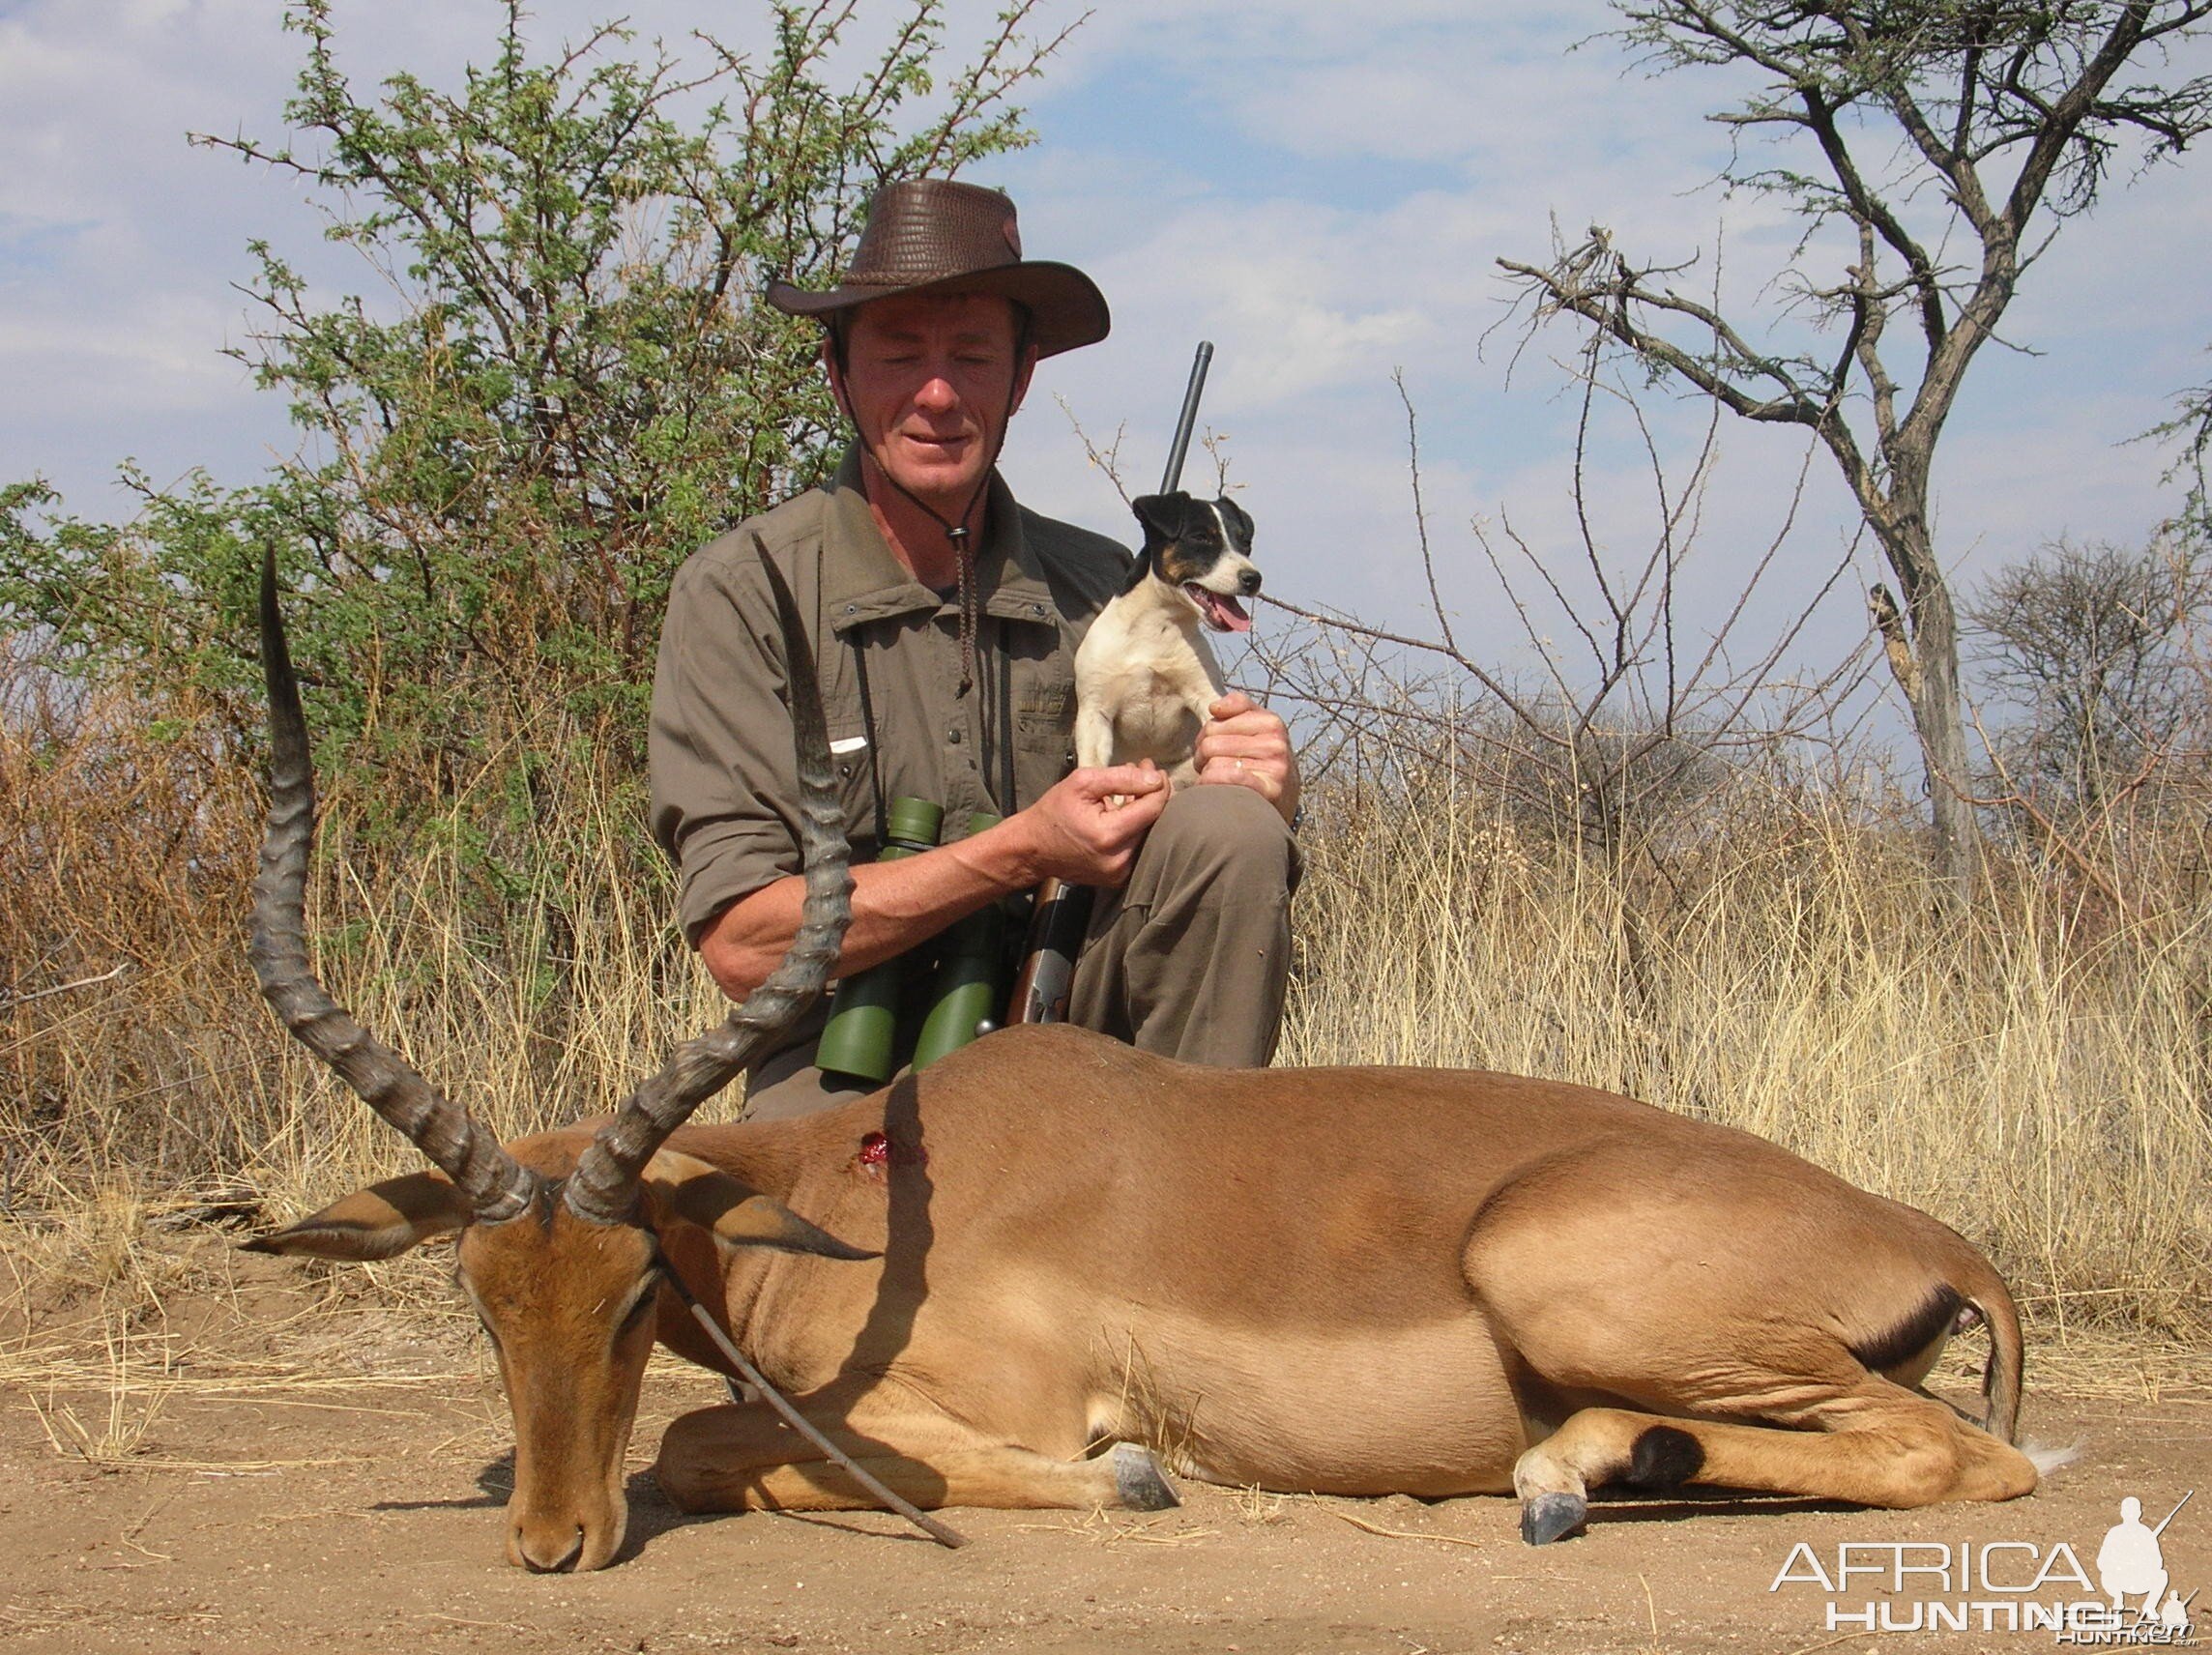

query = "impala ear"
[663,1172,878,1262]
[243,1172,471,1261]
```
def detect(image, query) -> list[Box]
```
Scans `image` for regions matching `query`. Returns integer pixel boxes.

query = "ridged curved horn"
[565,541,854,1226]
[249,552,539,1224]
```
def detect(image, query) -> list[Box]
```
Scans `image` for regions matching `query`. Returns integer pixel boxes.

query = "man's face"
[829,290,1036,517]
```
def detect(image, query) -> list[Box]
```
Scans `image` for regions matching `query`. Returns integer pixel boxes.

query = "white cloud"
[0,292,248,412]
[1082,202,1427,408]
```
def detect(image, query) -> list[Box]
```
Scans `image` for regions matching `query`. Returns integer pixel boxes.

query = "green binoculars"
[816,797,1010,1084]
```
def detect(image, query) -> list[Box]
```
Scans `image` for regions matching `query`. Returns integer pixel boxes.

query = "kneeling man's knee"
[1145,784,1296,892]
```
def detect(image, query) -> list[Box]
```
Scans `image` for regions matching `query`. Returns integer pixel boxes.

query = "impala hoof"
[1112,1443,1181,1511]
[1520,1492,1587,1545]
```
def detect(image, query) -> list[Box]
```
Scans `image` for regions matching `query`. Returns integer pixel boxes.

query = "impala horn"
[564,541,854,1226]
[249,551,539,1223]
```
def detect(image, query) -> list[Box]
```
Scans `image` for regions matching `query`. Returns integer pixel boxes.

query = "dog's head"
[1128,492,1262,634]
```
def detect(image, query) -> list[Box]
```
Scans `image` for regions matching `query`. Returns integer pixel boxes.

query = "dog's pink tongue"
[1192,588,1253,634]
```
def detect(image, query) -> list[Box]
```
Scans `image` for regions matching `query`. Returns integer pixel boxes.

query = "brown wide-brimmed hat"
[767,178,1109,359]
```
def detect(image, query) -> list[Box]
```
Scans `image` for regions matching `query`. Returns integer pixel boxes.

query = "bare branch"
[1393,369,1457,662]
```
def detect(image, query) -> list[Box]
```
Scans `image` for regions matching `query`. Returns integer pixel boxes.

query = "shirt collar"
[818,445,1060,635]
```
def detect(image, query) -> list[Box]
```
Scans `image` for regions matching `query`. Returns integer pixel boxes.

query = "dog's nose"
[1237,567,1263,596]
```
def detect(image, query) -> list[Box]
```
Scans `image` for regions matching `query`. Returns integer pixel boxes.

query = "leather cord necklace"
[848,624,1019,835]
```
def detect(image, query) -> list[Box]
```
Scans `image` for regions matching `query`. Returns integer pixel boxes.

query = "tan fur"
[258,1026,2040,1568]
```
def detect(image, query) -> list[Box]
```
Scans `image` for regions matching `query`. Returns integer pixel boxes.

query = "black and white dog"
[1074,492,1261,788]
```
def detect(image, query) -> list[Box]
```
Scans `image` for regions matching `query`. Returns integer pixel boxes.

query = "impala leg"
[1512,1381,2039,1544]
[655,1401,1179,1516]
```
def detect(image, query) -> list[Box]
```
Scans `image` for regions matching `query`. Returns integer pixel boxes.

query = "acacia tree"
[1968,532,2209,810]
[1,0,1067,771]
[1500,0,2212,894]
[2161,367,2212,528]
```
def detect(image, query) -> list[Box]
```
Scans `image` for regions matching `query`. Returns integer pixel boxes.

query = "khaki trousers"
[741,784,1298,1121]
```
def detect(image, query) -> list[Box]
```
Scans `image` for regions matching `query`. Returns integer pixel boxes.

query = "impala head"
[244,545,858,1570]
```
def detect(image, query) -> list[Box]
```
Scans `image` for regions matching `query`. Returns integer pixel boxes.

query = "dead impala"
[247,552,2050,1572]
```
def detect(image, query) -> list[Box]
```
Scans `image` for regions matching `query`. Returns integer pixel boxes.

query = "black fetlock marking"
[1521,1491,1587,1545]
[1626,1425,1704,1491]
[1112,1443,1181,1511]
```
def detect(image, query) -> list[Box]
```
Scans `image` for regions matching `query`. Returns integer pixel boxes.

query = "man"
[650,178,1299,1118]
[2096,1496,2170,1619]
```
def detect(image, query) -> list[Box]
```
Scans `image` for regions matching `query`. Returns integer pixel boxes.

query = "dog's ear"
[1131,492,1196,547]
[1215,495,1255,547]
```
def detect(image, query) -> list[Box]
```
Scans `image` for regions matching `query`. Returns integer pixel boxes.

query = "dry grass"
[0,668,727,1240]
[1013,1509,1221,1546]
[1331,1510,1490,1551]
[2,654,2208,1382]
[26,1323,171,1466]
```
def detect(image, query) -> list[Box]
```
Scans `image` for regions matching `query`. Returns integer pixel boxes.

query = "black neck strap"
[851,640,888,850]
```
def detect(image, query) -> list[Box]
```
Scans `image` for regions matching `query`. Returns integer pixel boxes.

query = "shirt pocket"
[1015,680,1072,758]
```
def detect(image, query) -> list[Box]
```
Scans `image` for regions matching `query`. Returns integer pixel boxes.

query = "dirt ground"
[2,1240,2207,1655]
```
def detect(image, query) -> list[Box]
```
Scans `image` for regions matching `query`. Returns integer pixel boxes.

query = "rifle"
[1006,342,1214,1026]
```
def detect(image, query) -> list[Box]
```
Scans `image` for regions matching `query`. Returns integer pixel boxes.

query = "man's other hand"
[1194,691,1299,823]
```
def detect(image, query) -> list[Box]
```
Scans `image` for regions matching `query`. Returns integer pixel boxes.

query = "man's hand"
[701,761,1168,1000]
[1194,691,1299,824]
[1009,762,1169,887]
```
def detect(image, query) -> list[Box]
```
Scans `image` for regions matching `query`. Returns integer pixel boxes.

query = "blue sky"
[4,0,2209,710]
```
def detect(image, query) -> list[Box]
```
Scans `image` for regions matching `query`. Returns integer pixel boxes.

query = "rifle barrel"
[1159,340,1214,494]
[1007,341,1217,1030]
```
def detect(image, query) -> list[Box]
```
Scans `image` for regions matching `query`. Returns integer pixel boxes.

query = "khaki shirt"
[650,447,1132,944]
